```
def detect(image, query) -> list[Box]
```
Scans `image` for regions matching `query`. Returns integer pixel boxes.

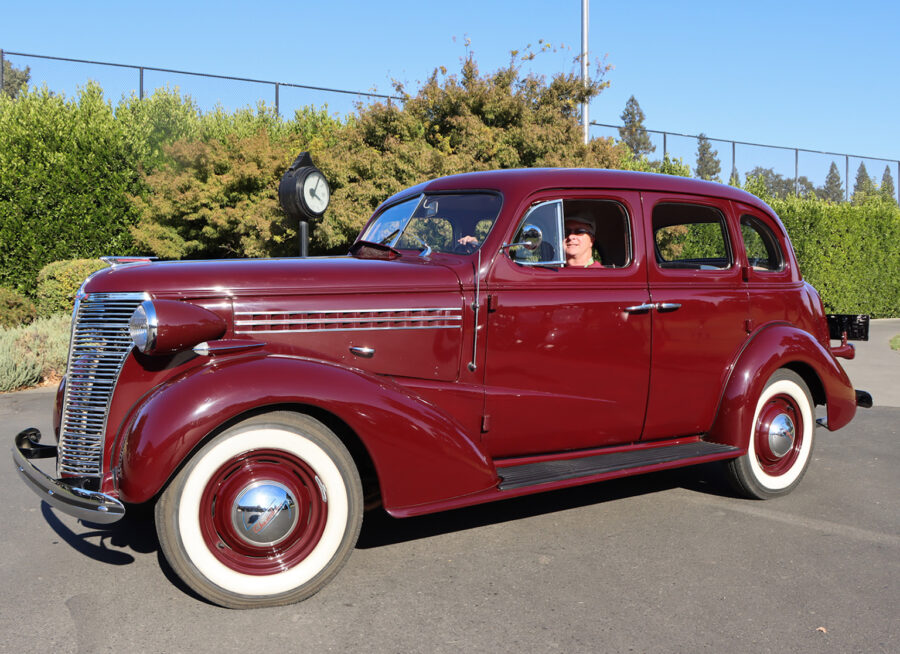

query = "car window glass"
[363,193,502,254]
[653,203,731,270]
[510,200,565,265]
[562,199,632,268]
[740,215,784,271]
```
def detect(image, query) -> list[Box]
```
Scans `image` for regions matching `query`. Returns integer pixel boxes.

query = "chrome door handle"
[624,303,654,313]
[349,346,375,358]
[655,302,682,312]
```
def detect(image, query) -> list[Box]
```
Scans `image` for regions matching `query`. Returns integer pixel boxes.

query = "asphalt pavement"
[2,321,898,653]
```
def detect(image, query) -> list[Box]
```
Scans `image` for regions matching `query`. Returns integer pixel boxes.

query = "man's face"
[564,220,594,262]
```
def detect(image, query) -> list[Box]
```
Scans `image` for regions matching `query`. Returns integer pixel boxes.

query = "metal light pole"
[581,0,590,144]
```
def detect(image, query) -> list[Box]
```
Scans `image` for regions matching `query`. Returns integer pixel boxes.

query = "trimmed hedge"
[37,258,107,317]
[771,196,900,318]
[0,287,36,328]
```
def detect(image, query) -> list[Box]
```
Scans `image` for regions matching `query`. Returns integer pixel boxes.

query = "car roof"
[382,168,776,217]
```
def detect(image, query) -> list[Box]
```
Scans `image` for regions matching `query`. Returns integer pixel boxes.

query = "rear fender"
[708,323,856,448]
[116,353,496,510]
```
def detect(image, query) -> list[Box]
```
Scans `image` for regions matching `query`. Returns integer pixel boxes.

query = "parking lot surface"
[2,322,898,654]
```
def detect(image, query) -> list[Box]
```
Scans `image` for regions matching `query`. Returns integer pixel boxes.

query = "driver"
[564,218,602,268]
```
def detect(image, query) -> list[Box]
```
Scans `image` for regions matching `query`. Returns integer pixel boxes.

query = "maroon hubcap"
[754,394,803,476]
[199,449,328,575]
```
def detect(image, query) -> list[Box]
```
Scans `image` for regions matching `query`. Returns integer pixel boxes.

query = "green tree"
[2,58,30,98]
[745,167,815,199]
[694,133,721,181]
[618,95,655,158]
[819,161,844,202]
[880,165,896,203]
[728,167,740,187]
[852,162,877,203]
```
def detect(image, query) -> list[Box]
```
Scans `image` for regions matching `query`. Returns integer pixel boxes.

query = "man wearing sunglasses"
[564,218,602,268]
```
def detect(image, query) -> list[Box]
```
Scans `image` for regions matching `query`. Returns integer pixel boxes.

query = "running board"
[497,441,740,491]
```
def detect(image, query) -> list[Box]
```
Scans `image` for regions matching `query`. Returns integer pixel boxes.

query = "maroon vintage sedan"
[13,169,870,608]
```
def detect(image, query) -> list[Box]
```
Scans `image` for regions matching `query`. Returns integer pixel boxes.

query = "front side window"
[508,199,632,268]
[653,203,732,270]
[740,215,784,271]
[362,193,502,255]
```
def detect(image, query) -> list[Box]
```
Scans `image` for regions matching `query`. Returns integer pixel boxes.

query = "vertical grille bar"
[58,292,147,477]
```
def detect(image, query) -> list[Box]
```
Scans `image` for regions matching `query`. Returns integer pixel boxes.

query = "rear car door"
[641,192,751,440]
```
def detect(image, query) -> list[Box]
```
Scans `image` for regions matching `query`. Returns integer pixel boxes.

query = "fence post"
[139,67,144,100]
[275,82,280,116]
[794,149,799,194]
[845,155,850,201]
[732,141,736,183]
[897,162,899,204]
[1,50,5,95]
[663,132,667,159]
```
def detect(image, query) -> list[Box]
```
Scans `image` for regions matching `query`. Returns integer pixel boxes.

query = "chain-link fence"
[3,49,897,202]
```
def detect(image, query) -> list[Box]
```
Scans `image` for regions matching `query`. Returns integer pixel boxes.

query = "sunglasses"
[565,227,592,237]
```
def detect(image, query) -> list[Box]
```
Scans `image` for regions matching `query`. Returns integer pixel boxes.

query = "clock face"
[302,170,330,215]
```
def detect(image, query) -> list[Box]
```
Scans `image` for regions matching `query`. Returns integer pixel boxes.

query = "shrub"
[0,287,36,328]
[0,83,140,295]
[37,258,108,317]
[0,313,70,392]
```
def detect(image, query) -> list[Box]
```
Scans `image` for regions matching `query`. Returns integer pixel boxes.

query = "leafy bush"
[0,83,140,295]
[0,313,70,392]
[37,258,108,317]
[0,287,37,328]
[769,195,900,318]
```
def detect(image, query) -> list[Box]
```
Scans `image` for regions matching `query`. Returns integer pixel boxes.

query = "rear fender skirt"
[116,353,496,509]
[708,323,857,448]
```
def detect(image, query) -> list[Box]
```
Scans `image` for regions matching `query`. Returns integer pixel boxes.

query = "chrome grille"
[58,292,147,477]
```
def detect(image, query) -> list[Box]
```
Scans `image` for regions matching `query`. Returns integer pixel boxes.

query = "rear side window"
[740,215,784,272]
[653,203,731,270]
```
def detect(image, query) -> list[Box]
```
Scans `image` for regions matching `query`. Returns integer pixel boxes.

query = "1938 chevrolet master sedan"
[13,169,870,608]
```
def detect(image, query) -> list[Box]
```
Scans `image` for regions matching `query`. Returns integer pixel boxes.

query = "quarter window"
[653,203,731,270]
[740,215,784,272]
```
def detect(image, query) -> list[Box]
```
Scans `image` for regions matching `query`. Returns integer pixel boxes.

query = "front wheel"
[155,412,363,608]
[725,369,815,499]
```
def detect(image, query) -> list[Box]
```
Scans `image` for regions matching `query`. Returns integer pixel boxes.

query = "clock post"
[278,152,331,257]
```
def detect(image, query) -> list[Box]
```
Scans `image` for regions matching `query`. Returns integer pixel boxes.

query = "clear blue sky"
[3,0,898,187]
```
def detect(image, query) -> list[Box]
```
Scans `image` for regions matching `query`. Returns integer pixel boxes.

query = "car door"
[640,192,751,440]
[482,191,652,458]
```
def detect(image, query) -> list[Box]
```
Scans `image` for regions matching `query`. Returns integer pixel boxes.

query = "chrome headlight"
[129,301,158,354]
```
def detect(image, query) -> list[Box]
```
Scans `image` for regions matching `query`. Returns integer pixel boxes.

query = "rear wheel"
[155,412,363,608]
[725,369,815,499]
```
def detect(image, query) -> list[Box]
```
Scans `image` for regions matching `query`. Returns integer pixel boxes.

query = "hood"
[82,256,462,298]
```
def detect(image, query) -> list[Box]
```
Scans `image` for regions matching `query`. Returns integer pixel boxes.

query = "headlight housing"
[129,299,226,355]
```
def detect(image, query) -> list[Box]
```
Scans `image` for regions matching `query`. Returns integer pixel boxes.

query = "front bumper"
[12,428,125,524]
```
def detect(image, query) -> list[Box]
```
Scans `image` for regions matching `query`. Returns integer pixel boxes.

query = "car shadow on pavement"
[357,462,735,549]
[40,500,158,564]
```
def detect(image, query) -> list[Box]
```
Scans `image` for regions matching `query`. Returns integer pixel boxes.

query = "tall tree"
[745,167,815,199]
[2,58,30,99]
[694,133,721,181]
[852,162,877,203]
[819,161,844,202]
[618,95,655,158]
[880,165,896,203]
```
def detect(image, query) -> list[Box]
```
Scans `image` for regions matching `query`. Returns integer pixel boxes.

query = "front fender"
[708,323,856,448]
[116,353,496,510]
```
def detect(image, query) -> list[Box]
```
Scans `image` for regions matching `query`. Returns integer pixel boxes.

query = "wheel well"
[152,403,382,510]
[783,362,826,406]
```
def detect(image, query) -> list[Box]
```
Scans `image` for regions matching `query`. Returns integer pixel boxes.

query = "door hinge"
[487,294,498,313]
[745,319,754,334]
[481,414,491,433]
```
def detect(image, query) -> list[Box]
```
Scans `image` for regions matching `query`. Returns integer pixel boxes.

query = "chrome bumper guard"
[12,428,125,524]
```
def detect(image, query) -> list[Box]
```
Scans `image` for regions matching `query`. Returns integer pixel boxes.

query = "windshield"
[361,193,502,255]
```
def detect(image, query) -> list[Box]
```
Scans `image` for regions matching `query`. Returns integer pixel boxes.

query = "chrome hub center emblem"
[232,482,298,546]
[767,413,795,458]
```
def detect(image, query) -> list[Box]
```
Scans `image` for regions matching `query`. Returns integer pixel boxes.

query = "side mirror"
[502,224,543,252]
